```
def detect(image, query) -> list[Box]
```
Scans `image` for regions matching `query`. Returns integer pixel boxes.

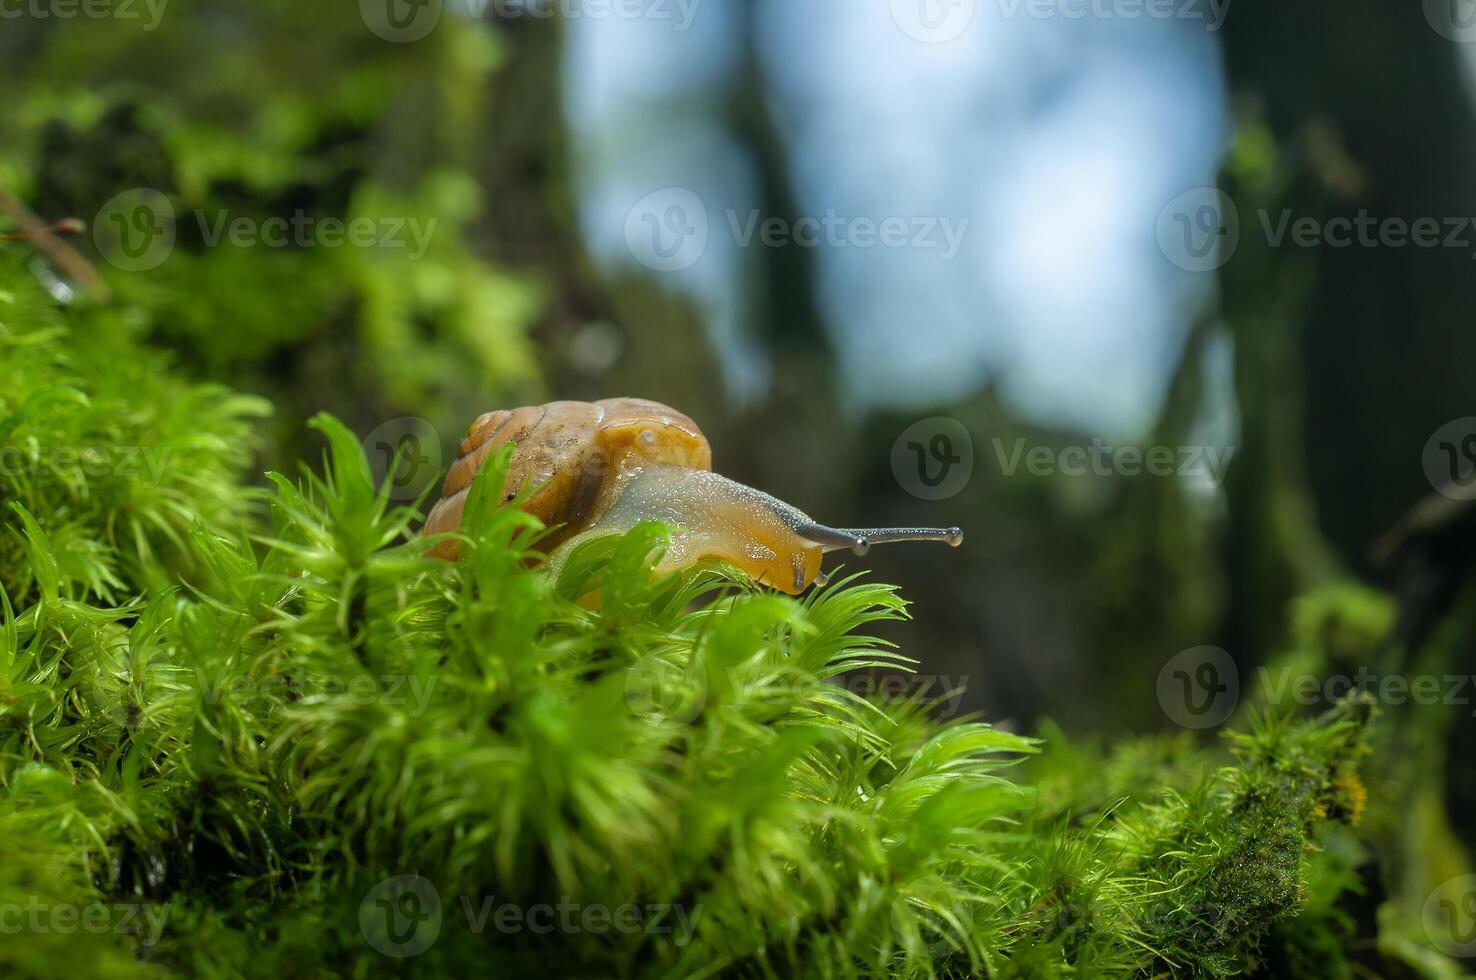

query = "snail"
[422,398,962,594]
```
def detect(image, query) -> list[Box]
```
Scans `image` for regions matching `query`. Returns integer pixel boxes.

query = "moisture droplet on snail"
[423,398,962,594]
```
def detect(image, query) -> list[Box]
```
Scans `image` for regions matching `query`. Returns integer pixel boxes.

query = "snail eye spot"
[640,429,656,445]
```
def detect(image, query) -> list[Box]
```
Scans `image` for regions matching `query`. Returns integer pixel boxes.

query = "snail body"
[423,398,961,594]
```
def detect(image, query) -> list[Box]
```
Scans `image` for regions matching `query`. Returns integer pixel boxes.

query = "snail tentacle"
[794,523,964,554]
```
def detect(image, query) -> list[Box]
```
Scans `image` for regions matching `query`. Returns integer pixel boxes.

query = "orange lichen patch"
[1335,767,1367,825]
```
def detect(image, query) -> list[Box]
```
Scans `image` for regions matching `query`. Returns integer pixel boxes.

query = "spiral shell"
[423,398,712,560]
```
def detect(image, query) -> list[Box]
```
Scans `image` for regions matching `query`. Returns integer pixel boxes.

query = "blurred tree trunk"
[1218,0,1476,914]
[1219,0,1476,579]
[1216,134,1341,667]
[476,8,849,470]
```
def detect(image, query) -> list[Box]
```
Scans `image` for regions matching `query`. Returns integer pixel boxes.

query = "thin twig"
[0,187,111,301]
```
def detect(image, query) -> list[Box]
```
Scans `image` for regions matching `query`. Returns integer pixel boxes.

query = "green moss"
[0,255,1447,978]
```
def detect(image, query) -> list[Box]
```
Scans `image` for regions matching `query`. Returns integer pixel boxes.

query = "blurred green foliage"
[1,0,544,470]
